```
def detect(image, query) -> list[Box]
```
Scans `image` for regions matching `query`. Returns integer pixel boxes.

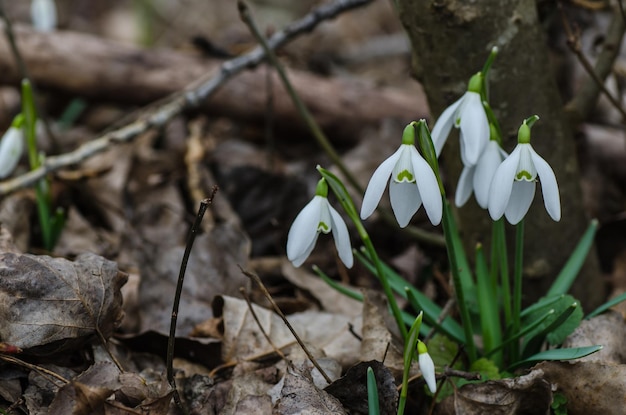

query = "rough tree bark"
[396,0,603,308]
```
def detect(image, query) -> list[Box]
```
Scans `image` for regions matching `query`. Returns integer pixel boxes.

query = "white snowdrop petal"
[488,145,522,220]
[287,196,323,262]
[0,127,24,179]
[419,352,437,394]
[504,180,536,224]
[431,98,462,156]
[31,0,57,32]
[515,144,537,181]
[531,149,561,222]
[459,92,489,165]
[290,234,320,267]
[455,165,474,207]
[328,204,354,268]
[360,146,404,220]
[389,181,421,228]
[411,148,442,225]
[474,141,504,209]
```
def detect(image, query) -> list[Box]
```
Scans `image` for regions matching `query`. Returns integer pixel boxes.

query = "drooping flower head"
[287,178,353,268]
[488,117,561,224]
[455,123,507,208]
[431,73,490,166]
[360,122,442,227]
[0,116,25,179]
[417,340,437,393]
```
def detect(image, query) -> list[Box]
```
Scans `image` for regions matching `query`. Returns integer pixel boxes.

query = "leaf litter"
[1,0,626,414]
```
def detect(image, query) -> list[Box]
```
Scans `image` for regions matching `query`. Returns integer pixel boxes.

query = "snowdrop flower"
[287,178,353,268]
[456,132,507,208]
[0,127,24,179]
[417,340,437,393]
[360,122,442,227]
[431,73,489,166]
[488,119,561,224]
[31,0,57,32]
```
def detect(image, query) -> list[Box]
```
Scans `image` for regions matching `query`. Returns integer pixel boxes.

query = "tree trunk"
[396,0,603,309]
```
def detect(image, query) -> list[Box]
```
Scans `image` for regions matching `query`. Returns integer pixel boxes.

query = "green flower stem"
[442,200,477,362]
[318,167,407,340]
[493,219,511,325]
[361,234,408,340]
[476,244,502,367]
[22,79,53,251]
[397,313,423,415]
[512,219,525,361]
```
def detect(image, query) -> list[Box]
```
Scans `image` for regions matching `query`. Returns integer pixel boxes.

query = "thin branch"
[0,0,372,196]
[239,287,288,361]
[239,266,333,384]
[0,354,69,385]
[166,190,217,413]
[562,2,626,123]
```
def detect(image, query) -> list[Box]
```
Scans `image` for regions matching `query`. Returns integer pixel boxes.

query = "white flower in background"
[456,139,507,208]
[431,73,489,166]
[417,340,437,394]
[31,0,57,32]
[0,127,24,179]
[488,119,561,224]
[360,123,442,227]
[287,179,353,268]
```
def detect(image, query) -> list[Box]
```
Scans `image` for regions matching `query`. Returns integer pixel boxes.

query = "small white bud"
[0,127,24,179]
[31,0,57,32]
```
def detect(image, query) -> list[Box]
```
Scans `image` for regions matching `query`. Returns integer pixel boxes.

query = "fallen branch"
[0,0,428,195]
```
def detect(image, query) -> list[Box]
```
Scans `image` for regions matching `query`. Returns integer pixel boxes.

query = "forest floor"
[0,0,625,414]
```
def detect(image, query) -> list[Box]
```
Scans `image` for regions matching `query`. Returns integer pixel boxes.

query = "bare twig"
[0,0,372,196]
[561,2,626,122]
[0,354,69,385]
[239,266,333,384]
[239,0,445,247]
[166,190,217,413]
[240,287,288,361]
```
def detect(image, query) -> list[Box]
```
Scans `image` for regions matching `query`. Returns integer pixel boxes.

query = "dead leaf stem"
[239,266,333,384]
[240,287,288,361]
[0,354,69,386]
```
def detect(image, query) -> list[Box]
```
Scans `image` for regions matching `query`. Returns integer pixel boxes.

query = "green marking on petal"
[516,170,533,181]
[317,221,330,233]
[395,170,415,183]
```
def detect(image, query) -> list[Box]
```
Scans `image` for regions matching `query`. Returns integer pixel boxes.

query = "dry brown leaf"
[281,260,363,318]
[325,360,397,415]
[562,310,626,363]
[274,364,348,415]
[220,372,274,415]
[0,252,127,356]
[107,370,173,415]
[437,369,552,415]
[359,289,404,378]
[0,191,33,253]
[48,362,121,415]
[537,361,626,415]
[214,296,361,368]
